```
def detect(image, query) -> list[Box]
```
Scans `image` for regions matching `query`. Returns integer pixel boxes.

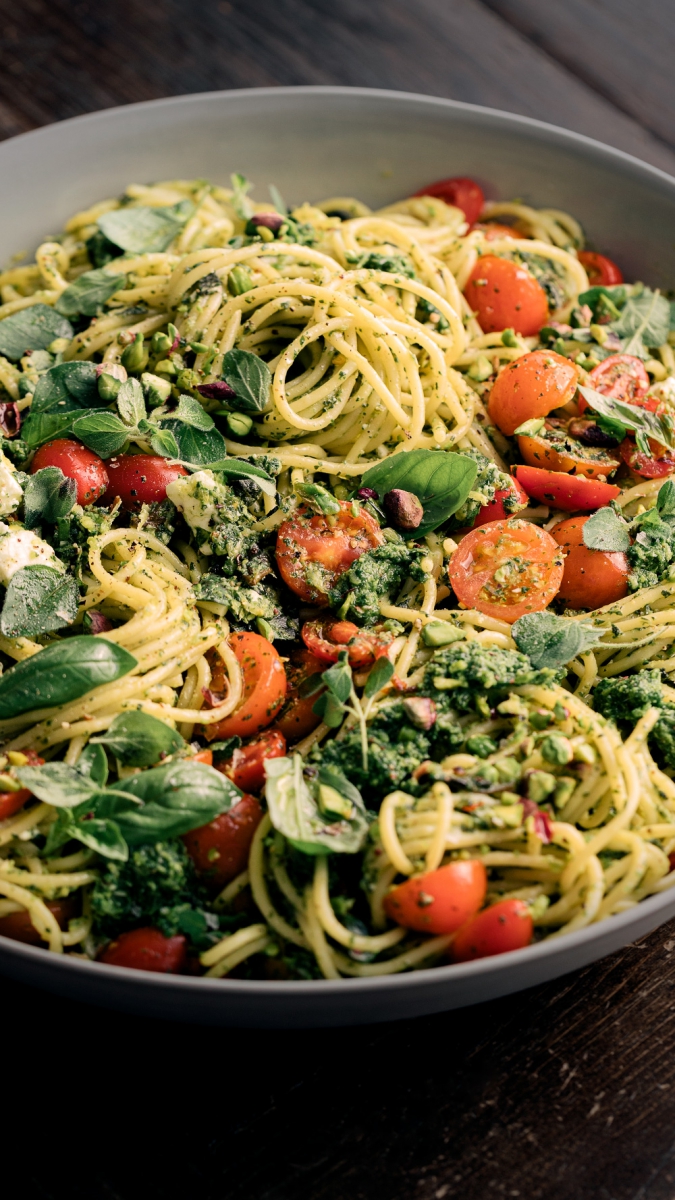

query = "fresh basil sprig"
[0,305,73,362]
[98,201,194,255]
[358,450,478,537]
[0,637,137,719]
[91,710,186,767]
[30,361,100,414]
[512,611,605,669]
[265,753,369,856]
[158,419,228,466]
[0,565,79,638]
[55,268,122,318]
[578,385,674,451]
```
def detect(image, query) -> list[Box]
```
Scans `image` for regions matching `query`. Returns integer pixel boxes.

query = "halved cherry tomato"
[517,424,620,480]
[276,501,383,604]
[103,454,189,511]
[488,350,580,436]
[30,439,109,506]
[414,176,485,225]
[551,515,629,609]
[0,749,44,820]
[449,518,564,623]
[578,250,623,286]
[472,477,529,527]
[301,616,394,669]
[188,749,213,766]
[579,354,650,412]
[204,631,287,741]
[218,728,286,793]
[619,437,675,479]
[183,793,263,889]
[98,927,187,973]
[464,256,549,336]
[513,465,621,511]
[0,896,77,946]
[275,648,326,743]
[452,898,533,962]
[384,860,487,934]
[473,222,525,241]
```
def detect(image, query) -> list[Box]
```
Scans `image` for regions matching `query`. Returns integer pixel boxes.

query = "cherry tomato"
[188,749,213,766]
[384,860,486,934]
[0,897,77,946]
[513,465,621,511]
[414,176,484,225]
[472,477,529,527]
[103,454,189,511]
[619,437,675,480]
[579,355,650,412]
[517,425,620,481]
[551,515,629,609]
[218,728,286,793]
[30,439,109,506]
[464,255,549,336]
[275,648,326,743]
[452,898,533,962]
[0,749,44,821]
[473,222,525,241]
[183,793,263,889]
[578,250,623,286]
[301,616,394,669]
[98,927,187,973]
[204,631,287,741]
[276,501,383,604]
[449,518,564,624]
[488,350,580,436]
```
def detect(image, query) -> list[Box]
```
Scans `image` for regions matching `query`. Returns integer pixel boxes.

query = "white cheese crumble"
[0,524,60,584]
[166,471,228,532]
[0,452,23,517]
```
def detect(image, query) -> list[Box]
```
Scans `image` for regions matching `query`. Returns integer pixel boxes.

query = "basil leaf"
[31,361,99,414]
[312,690,346,728]
[221,349,272,412]
[91,710,185,767]
[98,201,194,254]
[55,268,122,318]
[116,377,146,426]
[512,611,605,669]
[578,284,630,315]
[161,419,227,465]
[16,762,99,808]
[0,636,137,719]
[21,412,76,449]
[658,480,675,521]
[72,410,129,458]
[611,288,670,350]
[77,742,108,786]
[358,450,478,537]
[0,304,73,362]
[364,655,394,698]
[596,413,629,441]
[68,817,128,861]
[265,754,369,855]
[107,760,240,845]
[23,467,77,528]
[174,394,214,430]
[322,651,352,704]
[582,507,631,552]
[316,766,363,808]
[205,458,276,498]
[0,565,79,637]
[579,385,674,450]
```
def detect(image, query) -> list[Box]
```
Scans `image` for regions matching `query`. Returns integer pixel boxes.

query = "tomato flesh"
[103,454,189,511]
[301,616,394,669]
[580,355,650,411]
[551,515,629,610]
[473,222,525,241]
[275,648,326,743]
[464,255,549,336]
[488,350,580,437]
[578,251,623,286]
[0,750,44,821]
[620,437,675,480]
[98,927,187,973]
[183,793,263,889]
[452,898,533,962]
[384,860,487,934]
[204,631,287,741]
[517,425,620,481]
[472,477,529,527]
[513,465,621,512]
[30,439,109,506]
[0,897,77,946]
[414,176,485,225]
[449,518,563,624]
[218,728,286,793]
[276,501,383,604]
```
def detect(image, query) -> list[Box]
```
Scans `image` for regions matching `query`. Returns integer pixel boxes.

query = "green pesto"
[445,448,519,531]
[328,541,424,626]
[420,641,556,715]
[592,669,663,723]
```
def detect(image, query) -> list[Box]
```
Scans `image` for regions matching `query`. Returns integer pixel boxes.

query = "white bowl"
[2,86,675,1027]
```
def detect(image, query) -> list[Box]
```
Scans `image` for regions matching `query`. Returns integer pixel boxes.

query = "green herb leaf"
[20,412,76,449]
[77,742,108,786]
[31,361,99,414]
[265,754,369,855]
[658,480,675,521]
[312,690,346,728]
[116,377,146,426]
[204,458,276,498]
[229,172,254,221]
[0,636,137,719]
[72,410,129,458]
[512,611,605,669]
[294,481,340,515]
[579,385,674,450]
[160,419,228,465]
[582,506,631,552]
[98,201,194,254]
[0,304,73,362]
[23,466,77,528]
[55,268,122,318]
[91,710,185,767]
[67,816,128,861]
[138,420,180,458]
[0,565,78,637]
[174,394,214,430]
[269,184,288,215]
[358,450,478,537]
[322,651,352,703]
[102,759,240,845]
[316,766,364,808]
[16,762,100,808]
[364,655,394,698]
[221,349,272,413]
[612,288,670,351]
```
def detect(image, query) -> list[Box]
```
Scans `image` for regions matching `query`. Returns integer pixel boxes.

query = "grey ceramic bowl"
[1,86,675,1027]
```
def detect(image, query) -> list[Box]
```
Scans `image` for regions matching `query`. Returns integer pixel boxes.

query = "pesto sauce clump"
[328,541,423,626]
[445,448,516,531]
[592,669,663,723]
[626,515,675,591]
[420,641,555,715]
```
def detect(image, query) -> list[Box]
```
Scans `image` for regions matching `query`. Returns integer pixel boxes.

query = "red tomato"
[204,632,287,741]
[449,518,564,624]
[488,350,580,436]
[580,355,650,411]
[276,501,383,604]
[619,437,675,480]
[301,616,394,669]
[578,250,623,286]
[0,897,77,946]
[30,439,109,506]
[464,256,549,336]
[517,428,620,481]
[0,749,44,821]
[275,648,326,743]
[472,477,529,527]
[103,454,189,511]
[473,222,525,241]
[384,860,487,934]
[218,728,286,793]
[414,176,484,225]
[551,516,629,609]
[183,793,263,889]
[188,749,213,765]
[98,927,187,973]
[513,465,621,511]
[452,898,533,962]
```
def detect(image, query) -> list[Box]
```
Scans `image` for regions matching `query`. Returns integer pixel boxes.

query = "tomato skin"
[473,222,525,241]
[218,728,286,793]
[103,454,189,511]
[275,649,326,743]
[551,516,629,609]
[414,177,484,225]
[472,478,529,527]
[183,793,263,889]
[188,749,213,765]
[204,631,287,741]
[580,355,650,412]
[488,350,580,436]
[452,898,533,962]
[98,927,187,973]
[620,437,675,479]
[301,616,394,669]
[0,749,45,820]
[0,897,77,946]
[276,501,384,604]
[30,439,109,506]
[513,465,621,511]
[578,250,623,286]
[464,255,549,336]
[449,518,564,624]
[517,430,620,480]
[384,860,487,934]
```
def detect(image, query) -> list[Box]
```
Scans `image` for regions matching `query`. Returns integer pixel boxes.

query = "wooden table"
[3,4,675,1197]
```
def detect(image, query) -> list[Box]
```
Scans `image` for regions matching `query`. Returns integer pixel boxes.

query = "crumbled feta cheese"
[166,471,228,532]
[0,523,60,584]
[0,452,23,517]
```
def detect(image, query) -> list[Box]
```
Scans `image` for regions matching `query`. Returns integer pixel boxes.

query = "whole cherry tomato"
[384,860,487,934]
[0,749,44,821]
[452,898,533,962]
[619,437,675,480]
[183,793,263,889]
[580,355,650,411]
[0,896,77,946]
[472,477,529,527]
[473,222,525,241]
[551,515,629,610]
[275,648,326,743]
[513,465,621,511]
[488,350,580,436]
[464,255,549,336]
[103,454,189,510]
[517,423,621,481]
[301,616,394,669]
[204,631,287,741]
[276,501,383,604]
[578,250,623,286]
[414,176,485,225]
[218,728,287,793]
[30,439,109,506]
[98,927,187,973]
[448,518,564,624]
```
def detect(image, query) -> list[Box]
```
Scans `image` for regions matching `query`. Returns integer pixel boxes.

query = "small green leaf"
[322,651,352,704]
[69,817,128,861]
[145,423,180,458]
[72,410,129,458]
[0,304,73,362]
[55,268,122,318]
[579,385,674,451]
[265,754,369,855]
[512,611,605,669]
[269,184,288,215]
[23,467,77,528]
[16,762,100,808]
[31,361,99,413]
[21,412,76,449]
[221,349,272,412]
[229,173,254,221]
[658,480,675,521]
[77,742,108,786]
[364,655,394,698]
[294,481,340,515]
[92,710,185,767]
[612,288,670,350]
[98,201,194,254]
[205,457,276,498]
[582,507,631,552]
[161,419,227,465]
[0,636,137,719]
[174,394,214,430]
[358,450,478,537]
[312,691,346,728]
[0,565,79,637]
[116,377,146,426]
